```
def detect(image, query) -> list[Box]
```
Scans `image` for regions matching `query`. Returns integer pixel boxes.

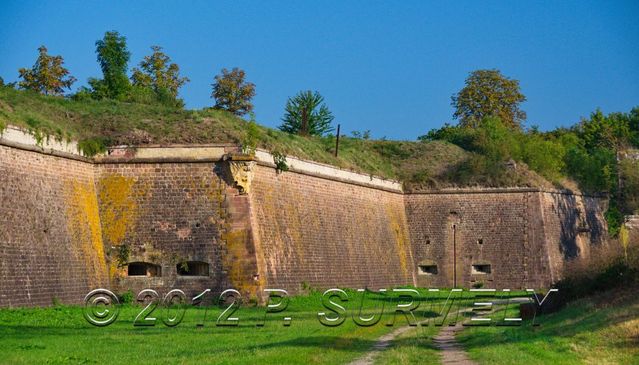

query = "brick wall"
[95,161,261,301]
[249,165,415,292]
[0,135,609,307]
[406,190,607,289]
[0,145,108,306]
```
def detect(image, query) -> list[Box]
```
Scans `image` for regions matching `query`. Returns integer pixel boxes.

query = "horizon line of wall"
[0,125,607,197]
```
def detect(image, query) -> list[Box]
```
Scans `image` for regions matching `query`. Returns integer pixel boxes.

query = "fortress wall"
[249,163,415,292]
[0,144,107,306]
[539,192,608,282]
[94,161,261,300]
[405,190,545,289]
[0,128,611,306]
[405,190,607,289]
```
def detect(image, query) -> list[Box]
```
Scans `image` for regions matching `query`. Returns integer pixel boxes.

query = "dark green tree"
[18,46,76,95]
[211,68,255,116]
[88,31,131,99]
[131,46,189,107]
[279,90,334,136]
[452,69,527,129]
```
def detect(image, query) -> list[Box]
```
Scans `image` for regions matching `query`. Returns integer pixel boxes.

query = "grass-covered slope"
[0,87,551,189]
[457,286,639,364]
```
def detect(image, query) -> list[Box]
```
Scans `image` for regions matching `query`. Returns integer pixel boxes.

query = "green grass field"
[0,289,443,365]
[457,288,639,365]
[2,288,637,364]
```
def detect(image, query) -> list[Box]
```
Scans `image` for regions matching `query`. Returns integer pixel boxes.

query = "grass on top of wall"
[0,86,551,189]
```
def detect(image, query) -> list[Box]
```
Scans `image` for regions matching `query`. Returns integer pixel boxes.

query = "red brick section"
[406,190,607,289]
[96,162,261,301]
[0,145,108,307]
[249,165,415,293]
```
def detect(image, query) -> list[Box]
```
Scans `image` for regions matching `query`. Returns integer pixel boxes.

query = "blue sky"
[1,1,637,140]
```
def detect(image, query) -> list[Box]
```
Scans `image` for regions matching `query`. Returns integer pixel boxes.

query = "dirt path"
[348,325,415,365]
[348,323,476,365]
[348,297,527,364]
[432,325,477,365]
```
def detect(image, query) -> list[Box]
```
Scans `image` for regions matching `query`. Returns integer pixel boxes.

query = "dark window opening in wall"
[418,265,438,275]
[176,261,210,276]
[127,262,162,277]
[472,264,491,275]
[477,238,484,245]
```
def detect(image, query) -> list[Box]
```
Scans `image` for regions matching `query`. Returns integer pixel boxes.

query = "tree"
[89,31,131,99]
[18,46,76,95]
[452,69,526,129]
[131,46,189,107]
[279,90,334,136]
[211,68,255,115]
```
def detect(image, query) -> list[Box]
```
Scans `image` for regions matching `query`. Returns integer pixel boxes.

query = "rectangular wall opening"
[127,262,162,277]
[472,264,491,274]
[418,264,438,275]
[177,261,210,276]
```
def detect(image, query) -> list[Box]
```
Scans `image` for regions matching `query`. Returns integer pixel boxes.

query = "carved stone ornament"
[229,160,256,194]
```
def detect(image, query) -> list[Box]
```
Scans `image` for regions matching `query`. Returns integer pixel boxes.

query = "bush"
[556,237,639,302]
[119,290,134,304]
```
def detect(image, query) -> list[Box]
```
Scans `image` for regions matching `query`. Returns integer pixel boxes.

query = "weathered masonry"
[0,126,608,307]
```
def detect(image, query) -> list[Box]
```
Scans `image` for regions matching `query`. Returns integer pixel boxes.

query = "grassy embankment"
[0,87,551,190]
[0,289,449,365]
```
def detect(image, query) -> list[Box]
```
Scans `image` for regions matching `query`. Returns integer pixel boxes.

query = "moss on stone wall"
[64,180,107,288]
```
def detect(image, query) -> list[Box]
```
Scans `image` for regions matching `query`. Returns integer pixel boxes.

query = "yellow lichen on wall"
[64,180,107,288]
[98,174,143,246]
[385,202,413,281]
[97,173,149,281]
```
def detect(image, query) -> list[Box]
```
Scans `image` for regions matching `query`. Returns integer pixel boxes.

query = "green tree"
[580,109,631,151]
[452,69,527,129]
[211,68,255,116]
[131,46,189,107]
[279,90,334,136]
[89,31,131,99]
[18,46,76,95]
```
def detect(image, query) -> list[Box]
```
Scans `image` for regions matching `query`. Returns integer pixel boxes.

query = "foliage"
[619,224,630,262]
[605,202,624,237]
[119,290,134,304]
[452,69,526,129]
[211,67,255,116]
[272,150,289,173]
[241,113,260,154]
[279,90,334,136]
[131,46,189,108]
[78,137,108,157]
[421,117,565,183]
[351,130,371,140]
[116,243,130,267]
[89,31,131,100]
[18,46,76,96]
[3,87,638,197]
[619,158,639,214]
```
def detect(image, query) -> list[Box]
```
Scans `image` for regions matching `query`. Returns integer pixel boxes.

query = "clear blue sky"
[1,1,637,140]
